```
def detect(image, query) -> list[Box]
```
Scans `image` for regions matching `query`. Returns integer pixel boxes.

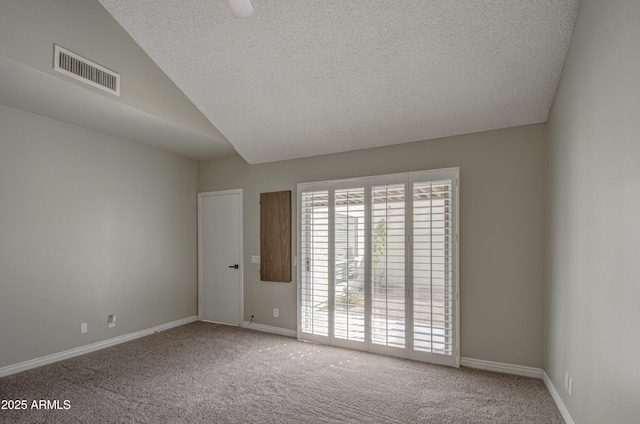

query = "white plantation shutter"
[334,188,366,341]
[300,190,329,337]
[298,168,459,367]
[371,184,406,348]
[412,180,454,355]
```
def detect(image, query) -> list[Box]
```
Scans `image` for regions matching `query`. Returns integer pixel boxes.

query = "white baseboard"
[543,370,575,424]
[240,321,297,338]
[0,316,198,378]
[461,357,543,379]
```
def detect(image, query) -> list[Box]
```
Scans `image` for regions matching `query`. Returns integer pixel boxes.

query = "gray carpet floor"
[0,322,563,423]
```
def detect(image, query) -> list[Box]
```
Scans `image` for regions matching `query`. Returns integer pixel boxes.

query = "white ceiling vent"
[53,44,120,96]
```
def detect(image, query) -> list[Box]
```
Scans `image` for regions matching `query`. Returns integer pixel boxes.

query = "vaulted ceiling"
[0,1,580,164]
[99,1,579,164]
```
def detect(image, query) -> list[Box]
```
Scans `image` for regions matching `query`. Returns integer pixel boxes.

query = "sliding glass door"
[298,168,459,367]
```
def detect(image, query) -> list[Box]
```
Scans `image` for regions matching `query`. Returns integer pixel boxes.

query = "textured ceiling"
[99,0,579,164]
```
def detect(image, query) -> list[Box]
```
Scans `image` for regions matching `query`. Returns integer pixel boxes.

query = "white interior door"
[199,190,243,325]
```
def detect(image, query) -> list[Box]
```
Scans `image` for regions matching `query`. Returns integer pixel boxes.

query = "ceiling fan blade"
[227,0,254,18]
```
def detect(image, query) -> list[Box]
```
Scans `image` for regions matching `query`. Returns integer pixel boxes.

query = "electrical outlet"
[81,322,88,334]
[564,371,574,395]
[108,314,116,328]
[273,308,279,318]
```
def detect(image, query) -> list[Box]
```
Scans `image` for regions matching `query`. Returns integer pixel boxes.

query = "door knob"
[228,264,239,269]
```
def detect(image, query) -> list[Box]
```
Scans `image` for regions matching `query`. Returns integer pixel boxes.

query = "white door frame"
[198,189,244,324]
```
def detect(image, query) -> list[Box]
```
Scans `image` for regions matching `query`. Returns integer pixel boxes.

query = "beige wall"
[545,0,640,422]
[0,105,198,368]
[199,124,546,367]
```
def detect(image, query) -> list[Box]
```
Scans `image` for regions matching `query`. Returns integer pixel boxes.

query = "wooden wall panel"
[260,190,291,282]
